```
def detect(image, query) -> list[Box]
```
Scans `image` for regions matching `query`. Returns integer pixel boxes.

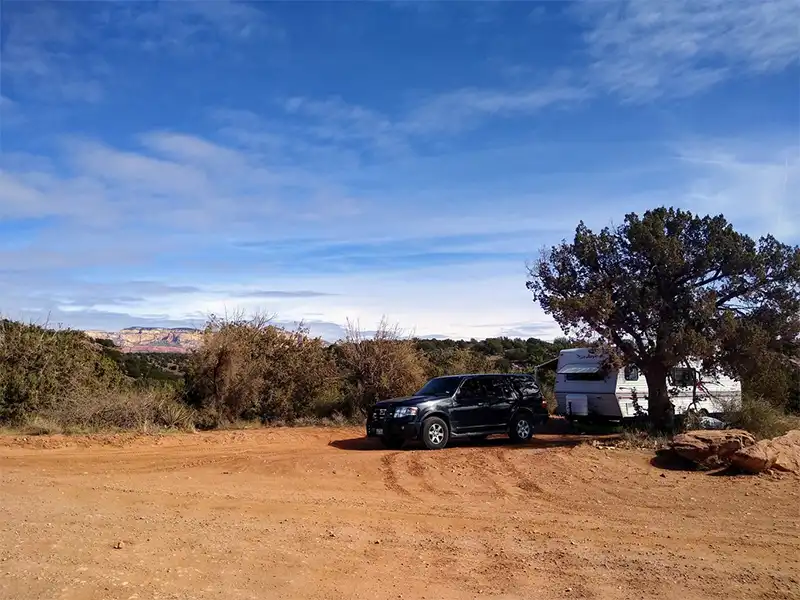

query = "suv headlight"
[393,406,418,418]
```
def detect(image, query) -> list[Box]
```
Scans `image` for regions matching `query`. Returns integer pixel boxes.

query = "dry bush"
[335,318,429,416]
[38,387,196,432]
[184,312,340,427]
[0,318,127,423]
[618,427,672,450]
[424,346,496,378]
[723,394,800,440]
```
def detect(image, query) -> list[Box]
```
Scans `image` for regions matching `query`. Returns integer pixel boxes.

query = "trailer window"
[670,367,695,387]
[624,365,639,381]
[565,372,605,381]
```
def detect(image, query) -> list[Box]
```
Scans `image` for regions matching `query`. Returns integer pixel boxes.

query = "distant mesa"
[120,326,200,333]
[86,327,203,353]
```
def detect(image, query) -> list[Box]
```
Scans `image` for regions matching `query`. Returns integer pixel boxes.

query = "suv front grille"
[373,407,387,421]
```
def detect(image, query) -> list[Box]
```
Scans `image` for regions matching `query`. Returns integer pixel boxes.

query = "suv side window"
[514,375,540,400]
[457,377,485,401]
[481,376,511,402]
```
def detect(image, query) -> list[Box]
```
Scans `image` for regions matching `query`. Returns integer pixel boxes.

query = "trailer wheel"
[510,413,534,443]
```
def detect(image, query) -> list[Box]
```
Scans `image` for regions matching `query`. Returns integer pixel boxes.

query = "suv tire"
[510,413,534,444]
[380,436,405,450]
[422,417,449,450]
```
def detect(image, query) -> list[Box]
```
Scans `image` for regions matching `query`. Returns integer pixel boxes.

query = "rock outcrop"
[85,327,203,353]
[731,430,800,474]
[669,429,756,467]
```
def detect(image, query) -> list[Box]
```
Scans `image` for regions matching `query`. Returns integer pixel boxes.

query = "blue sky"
[1,0,798,341]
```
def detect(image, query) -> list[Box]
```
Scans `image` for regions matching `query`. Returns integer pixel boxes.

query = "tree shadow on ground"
[328,432,619,452]
[649,449,748,476]
[650,449,702,471]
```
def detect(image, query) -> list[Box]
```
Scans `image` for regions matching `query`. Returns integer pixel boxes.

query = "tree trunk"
[643,365,674,431]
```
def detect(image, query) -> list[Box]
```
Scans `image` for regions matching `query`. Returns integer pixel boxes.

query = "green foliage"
[0,319,127,422]
[92,340,187,386]
[0,320,195,431]
[723,395,800,440]
[3,303,797,435]
[183,313,340,427]
[333,318,429,417]
[528,207,800,428]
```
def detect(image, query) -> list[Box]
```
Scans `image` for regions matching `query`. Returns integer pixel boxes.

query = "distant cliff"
[85,327,203,353]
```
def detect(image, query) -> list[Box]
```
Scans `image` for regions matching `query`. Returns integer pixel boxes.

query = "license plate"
[376,428,383,435]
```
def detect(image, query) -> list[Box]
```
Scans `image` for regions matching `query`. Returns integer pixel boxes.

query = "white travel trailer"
[538,348,741,421]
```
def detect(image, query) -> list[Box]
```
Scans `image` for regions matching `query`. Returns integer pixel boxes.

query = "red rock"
[732,430,800,474]
[670,429,755,466]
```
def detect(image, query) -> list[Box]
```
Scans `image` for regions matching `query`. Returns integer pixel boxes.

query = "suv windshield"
[415,376,463,397]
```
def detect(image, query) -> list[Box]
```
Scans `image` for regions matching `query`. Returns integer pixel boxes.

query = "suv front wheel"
[422,417,449,450]
[510,413,534,444]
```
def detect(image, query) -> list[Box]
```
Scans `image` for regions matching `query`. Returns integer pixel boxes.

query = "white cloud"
[123,0,284,52]
[0,3,106,103]
[404,83,590,134]
[1,1,282,104]
[675,139,800,238]
[284,96,409,155]
[282,0,798,142]
[42,262,562,342]
[0,132,367,234]
[576,0,800,101]
[281,80,588,149]
[3,125,794,339]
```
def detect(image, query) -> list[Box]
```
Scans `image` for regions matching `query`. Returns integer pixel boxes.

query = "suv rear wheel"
[509,413,534,443]
[422,417,449,450]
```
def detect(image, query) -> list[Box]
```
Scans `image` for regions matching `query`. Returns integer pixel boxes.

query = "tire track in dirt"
[406,452,443,497]
[492,447,546,495]
[406,451,462,498]
[470,451,511,499]
[143,453,249,473]
[381,452,416,499]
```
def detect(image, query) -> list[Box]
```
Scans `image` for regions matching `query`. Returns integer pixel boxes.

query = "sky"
[0,0,798,341]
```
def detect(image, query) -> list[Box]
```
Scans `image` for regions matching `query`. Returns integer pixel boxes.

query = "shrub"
[723,395,800,440]
[37,387,195,432]
[183,313,340,426]
[334,318,428,416]
[423,346,497,378]
[0,319,127,423]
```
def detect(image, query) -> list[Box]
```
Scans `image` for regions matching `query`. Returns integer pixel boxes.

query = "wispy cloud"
[675,139,800,238]
[0,2,106,103]
[1,131,360,233]
[236,290,337,299]
[283,96,408,155]
[277,0,798,146]
[2,1,796,339]
[0,1,282,104]
[2,129,794,339]
[280,79,587,152]
[576,0,800,101]
[118,0,283,53]
[404,83,589,135]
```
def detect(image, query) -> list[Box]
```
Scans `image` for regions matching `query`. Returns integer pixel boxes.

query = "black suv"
[366,373,548,450]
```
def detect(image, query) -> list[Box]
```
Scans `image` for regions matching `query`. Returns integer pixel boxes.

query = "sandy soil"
[1,426,798,600]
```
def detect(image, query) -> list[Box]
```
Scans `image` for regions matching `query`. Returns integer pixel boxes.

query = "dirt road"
[1,427,798,600]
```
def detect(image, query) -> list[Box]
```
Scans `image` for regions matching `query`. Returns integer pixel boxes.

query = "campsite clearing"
[1,426,798,600]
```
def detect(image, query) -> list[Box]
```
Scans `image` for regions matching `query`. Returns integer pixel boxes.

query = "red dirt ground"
[1,427,798,600]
